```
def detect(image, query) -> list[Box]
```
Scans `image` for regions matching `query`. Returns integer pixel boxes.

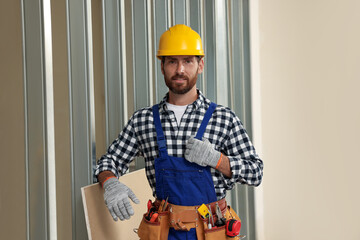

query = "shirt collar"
[158,89,207,113]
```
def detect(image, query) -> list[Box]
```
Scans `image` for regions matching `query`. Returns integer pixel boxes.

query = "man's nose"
[176,62,185,74]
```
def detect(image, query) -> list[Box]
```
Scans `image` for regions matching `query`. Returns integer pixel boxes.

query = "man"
[95,24,263,239]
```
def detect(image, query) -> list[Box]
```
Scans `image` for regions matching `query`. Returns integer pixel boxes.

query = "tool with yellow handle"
[197,204,210,219]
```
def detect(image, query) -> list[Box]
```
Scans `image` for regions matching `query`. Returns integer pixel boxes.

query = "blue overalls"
[152,102,218,240]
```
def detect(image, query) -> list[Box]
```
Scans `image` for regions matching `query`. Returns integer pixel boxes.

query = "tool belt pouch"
[204,226,240,240]
[204,225,226,239]
[137,211,169,240]
[169,209,199,231]
[202,205,241,240]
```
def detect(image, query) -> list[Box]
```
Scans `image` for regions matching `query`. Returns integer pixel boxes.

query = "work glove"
[103,178,140,221]
[184,137,221,168]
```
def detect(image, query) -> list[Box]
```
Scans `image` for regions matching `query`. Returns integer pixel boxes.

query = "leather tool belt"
[161,198,227,231]
[137,198,241,240]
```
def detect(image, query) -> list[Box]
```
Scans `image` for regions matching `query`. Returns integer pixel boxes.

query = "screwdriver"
[158,196,169,212]
[207,214,212,229]
[215,202,226,226]
[158,199,165,212]
[163,196,169,211]
[208,205,215,227]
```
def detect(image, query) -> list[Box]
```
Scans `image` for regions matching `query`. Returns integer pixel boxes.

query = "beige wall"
[255,0,360,239]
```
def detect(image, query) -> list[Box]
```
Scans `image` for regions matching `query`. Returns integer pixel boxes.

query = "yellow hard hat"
[157,24,204,59]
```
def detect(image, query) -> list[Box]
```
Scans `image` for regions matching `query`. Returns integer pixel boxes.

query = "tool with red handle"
[145,199,159,222]
[145,207,157,221]
[149,212,159,222]
[147,200,152,213]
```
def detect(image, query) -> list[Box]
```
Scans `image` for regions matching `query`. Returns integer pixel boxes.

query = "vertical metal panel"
[66,0,96,238]
[203,0,216,101]
[132,0,151,170]
[103,0,125,145]
[43,0,58,238]
[154,0,169,102]
[22,0,47,238]
[241,0,252,133]
[124,0,135,115]
[231,0,252,130]
[51,0,73,237]
[242,0,256,234]
[22,0,57,239]
[214,0,229,106]
[172,0,186,25]
[147,0,154,106]
[230,0,244,116]
[188,0,204,91]
[119,0,128,124]
[167,0,173,27]
[86,0,97,184]
[228,1,255,239]
[132,0,150,109]
[189,1,201,37]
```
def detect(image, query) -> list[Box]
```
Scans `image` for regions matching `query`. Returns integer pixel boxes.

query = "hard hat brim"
[156,51,205,60]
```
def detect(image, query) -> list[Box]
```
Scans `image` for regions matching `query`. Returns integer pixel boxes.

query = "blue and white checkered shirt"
[95,90,263,200]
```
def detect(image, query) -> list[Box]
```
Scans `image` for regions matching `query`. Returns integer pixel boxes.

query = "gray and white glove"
[103,178,140,221]
[184,137,221,168]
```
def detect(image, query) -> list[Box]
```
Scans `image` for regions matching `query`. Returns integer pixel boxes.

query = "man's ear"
[161,60,164,75]
[197,57,204,74]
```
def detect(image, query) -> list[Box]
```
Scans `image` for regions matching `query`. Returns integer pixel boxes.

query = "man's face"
[161,55,204,95]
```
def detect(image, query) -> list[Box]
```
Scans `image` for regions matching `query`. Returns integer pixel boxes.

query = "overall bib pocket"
[159,167,214,206]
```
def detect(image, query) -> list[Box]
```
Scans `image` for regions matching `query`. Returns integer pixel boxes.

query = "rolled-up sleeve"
[94,116,140,180]
[223,115,263,188]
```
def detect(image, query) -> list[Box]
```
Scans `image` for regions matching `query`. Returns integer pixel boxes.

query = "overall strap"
[152,104,168,158]
[195,102,217,140]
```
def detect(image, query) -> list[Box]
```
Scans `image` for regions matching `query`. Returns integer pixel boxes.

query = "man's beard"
[164,71,198,95]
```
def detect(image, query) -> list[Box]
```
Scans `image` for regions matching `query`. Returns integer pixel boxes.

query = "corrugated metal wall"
[1,0,254,239]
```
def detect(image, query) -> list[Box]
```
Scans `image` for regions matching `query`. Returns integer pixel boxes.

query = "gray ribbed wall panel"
[132,0,150,110]
[22,0,57,239]
[154,0,170,102]
[188,0,201,33]
[189,0,204,92]
[172,0,186,25]
[103,0,125,145]
[21,0,58,238]
[214,0,230,106]
[228,1,255,239]
[203,0,216,101]
[66,0,95,239]
[22,0,47,237]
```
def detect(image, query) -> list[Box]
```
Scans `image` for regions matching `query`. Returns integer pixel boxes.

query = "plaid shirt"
[95,90,263,200]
